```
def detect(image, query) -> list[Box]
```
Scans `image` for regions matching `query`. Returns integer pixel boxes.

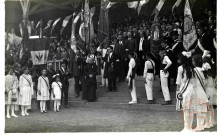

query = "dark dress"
[84,63,98,101]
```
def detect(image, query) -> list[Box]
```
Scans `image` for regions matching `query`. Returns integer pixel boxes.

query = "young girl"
[51,74,62,112]
[5,68,19,118]
[19,67,34,116]
[37,69,50,113]
[176,52,195,132]
[192,55,209,131]
[202,55,217,128]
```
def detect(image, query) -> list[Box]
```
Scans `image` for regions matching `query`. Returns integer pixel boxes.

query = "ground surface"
[5,107,217,133]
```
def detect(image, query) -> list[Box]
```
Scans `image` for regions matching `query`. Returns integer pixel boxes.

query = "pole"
[88,8,91,49]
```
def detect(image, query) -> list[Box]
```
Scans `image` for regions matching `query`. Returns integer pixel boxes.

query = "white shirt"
[127,58,136,79]
[139,37,144,51]
[143,60,155,78]
[162,56,172,70]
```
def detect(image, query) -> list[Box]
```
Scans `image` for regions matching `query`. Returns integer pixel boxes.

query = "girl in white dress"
[176,52,195,132]
[192,55,209,131]
[202,56,217,128]
[51,74,62,112]
[5,68,19,118]
[37,69,50,113]
[19,67,34,116]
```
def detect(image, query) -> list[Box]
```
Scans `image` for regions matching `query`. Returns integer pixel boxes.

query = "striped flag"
[183,0,197,50]
[29,38,50,65]
[151,0,166,21]
[172,0,183,12]
[137,0,149,15]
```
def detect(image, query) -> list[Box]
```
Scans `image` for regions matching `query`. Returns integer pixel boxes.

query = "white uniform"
[127,58,137,102]
[160,55,172,101]
[97,47,108,86]
[143,59,155,100]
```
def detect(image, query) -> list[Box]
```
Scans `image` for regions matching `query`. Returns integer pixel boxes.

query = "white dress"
[51,82,62,100]
[18,74,33,106]
[206,76,217,105]
[5,74,19,105]
[37,76,50,101]
[176,65,195,111]
[192,67,209,113]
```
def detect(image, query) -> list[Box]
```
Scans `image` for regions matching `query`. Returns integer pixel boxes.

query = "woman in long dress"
[202,56,217,128]
[37,69,50,113]
[19,67,33,116]
[5,68,19,118]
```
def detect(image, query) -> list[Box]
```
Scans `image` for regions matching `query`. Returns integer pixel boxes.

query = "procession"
[4,0,217,133]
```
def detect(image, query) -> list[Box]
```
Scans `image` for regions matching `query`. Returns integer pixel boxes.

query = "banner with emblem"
[29,37,50,65]
[183,0,197,51]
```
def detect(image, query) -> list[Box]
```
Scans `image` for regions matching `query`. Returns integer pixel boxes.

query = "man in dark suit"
[58,62,69,108]
[46,63,56,110]
[103,46,118,92]
[72,51,85,97]
[125,32,136,54]
[114,35,128,82]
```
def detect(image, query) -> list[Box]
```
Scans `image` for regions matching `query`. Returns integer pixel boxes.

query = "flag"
[105,1,116,9]
[97,0,109,47]
[71,12,81,53]
[151,0,166,21]
[183,0,197,50]
[137,0,149,15]
[79,0,95,45]
[51,17,61,34]
[128,0,149,15]
[44,20,53,30]
[29,38,50,65]
[19,21,29,59]
[172,0,183,12]
[60,15,73,35]
[127,1,139,9]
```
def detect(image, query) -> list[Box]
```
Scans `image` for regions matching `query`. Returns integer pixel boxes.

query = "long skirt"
[87,83,96,101]
[19,86,32,106]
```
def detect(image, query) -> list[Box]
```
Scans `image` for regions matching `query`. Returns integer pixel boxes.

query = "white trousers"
[160,70,171,101]
[145,74,154,100]
[101,68,108,86]
[130,79,137,102]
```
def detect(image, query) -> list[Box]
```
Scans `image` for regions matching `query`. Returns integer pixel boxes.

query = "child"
[175,52,195,132]
[192,55,209,131]
[37,69,50,113]
[202,55,217,128]
[51,74,62,112]
[5,68,19,118]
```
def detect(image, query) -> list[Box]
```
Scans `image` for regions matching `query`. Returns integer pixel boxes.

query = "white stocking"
[43,101,46,111]
[6,105,10,117]
[40,101,43,111]
[11,105,15,115]
[54,100,57,111]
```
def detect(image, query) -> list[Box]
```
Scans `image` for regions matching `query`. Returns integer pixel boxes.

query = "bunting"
[172,0,183,12]
[151,0,166,21]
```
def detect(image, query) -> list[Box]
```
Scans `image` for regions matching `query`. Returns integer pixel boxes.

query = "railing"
[46,60,64,72]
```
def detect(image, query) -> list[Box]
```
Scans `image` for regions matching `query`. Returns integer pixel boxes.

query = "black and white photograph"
[2,0,217,133]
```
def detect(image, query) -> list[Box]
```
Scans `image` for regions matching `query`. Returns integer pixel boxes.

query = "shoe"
[146,100,155,104]
[21,113,25,116]
[25,112,29,116]
[43,110,47,113]
[128,101,137,104]
[40,110,44,113]
[65,105,69,108]
[11,114,18,118]
[161,101,172,105]
[193,127,204,131]
[6,115,11,119]
[57,110,60,112]
[181,128,193,132]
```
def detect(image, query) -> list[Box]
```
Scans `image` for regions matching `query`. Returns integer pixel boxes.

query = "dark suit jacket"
[114,41,127,60]
[195,33,214,55]
[72,56,85,77]
[136,37,149,55]
[103,53,118,79]
[58,67,69,89]
[47,69,56,85]
[84,63,98,84]
[124,38,136,54]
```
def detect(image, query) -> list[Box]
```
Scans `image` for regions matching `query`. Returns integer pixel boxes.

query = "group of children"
[175,52,217,132]
[5,67,63,118]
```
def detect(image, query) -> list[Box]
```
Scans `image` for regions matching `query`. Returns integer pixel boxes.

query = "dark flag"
[19,20,29,59]
[97,0,109,48]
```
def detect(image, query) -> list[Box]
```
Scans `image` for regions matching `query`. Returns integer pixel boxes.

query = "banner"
[60,15,73,35]
[172,0,183,12]
[29,38,50,65]
[51,17,61,34]
[183,0,197,50]
[151,0,166,21]
[97,0,109,47]
[105,1,116,9]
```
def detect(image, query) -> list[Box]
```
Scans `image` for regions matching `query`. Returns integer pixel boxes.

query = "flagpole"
[88,7,91,49]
